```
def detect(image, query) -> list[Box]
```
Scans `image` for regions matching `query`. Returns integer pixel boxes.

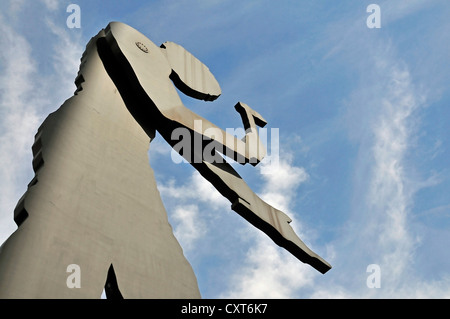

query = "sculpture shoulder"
[104,22,221,102]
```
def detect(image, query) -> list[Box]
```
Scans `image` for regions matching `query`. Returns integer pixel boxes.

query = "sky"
[0,0,449,299]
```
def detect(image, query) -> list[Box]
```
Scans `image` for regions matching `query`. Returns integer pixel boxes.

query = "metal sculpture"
[0,22,330,299]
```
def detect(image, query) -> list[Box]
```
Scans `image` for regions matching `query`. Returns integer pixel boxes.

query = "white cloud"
[380,0,440,26]
[259,156,309,214]
[0,13,83,244]
[351,72,421,295]
[222,231,317,298]
[364,61,420,290]
[40,0,59,11]
[220,157,317,298]
[0,15,41,241]
[8,0,25,13]
[314,17,450,298]
[172,205,207,251]
[158,170,230,250]
[44,18,83,100]
[159,171,230,209]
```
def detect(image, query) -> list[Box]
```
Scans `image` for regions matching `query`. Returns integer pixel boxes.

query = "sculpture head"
[102,21,267,165]
[105,22,221,104]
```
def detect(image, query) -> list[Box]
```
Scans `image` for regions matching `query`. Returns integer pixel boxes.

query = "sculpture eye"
[135,42,149,53]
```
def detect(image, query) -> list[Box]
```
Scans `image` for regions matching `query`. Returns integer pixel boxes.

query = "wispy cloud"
[259,155,309,213]
[0,14,41,241]
[0,9,83,243]
[356,58,450,298]
[158,171,229,251]
[159,171,229,209]
[220,157,318,298]
[171,205,206,251]
[39,0,59,11]
[44,18,83,104]
[364,59,421,290]
[7,0,26,14]
[310,3,450,297]
[221,232,317,298]
[380,0,441,26]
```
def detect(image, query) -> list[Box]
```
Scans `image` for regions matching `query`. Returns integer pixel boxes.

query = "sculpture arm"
[192,160,331,274]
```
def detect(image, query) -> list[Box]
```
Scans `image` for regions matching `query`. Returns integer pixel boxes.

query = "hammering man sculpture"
[0,22,330,298]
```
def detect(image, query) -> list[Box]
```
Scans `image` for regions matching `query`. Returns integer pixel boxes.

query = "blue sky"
[0,0,449,298]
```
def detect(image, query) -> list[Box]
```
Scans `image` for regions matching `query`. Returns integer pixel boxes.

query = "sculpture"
[0,22,330,299]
